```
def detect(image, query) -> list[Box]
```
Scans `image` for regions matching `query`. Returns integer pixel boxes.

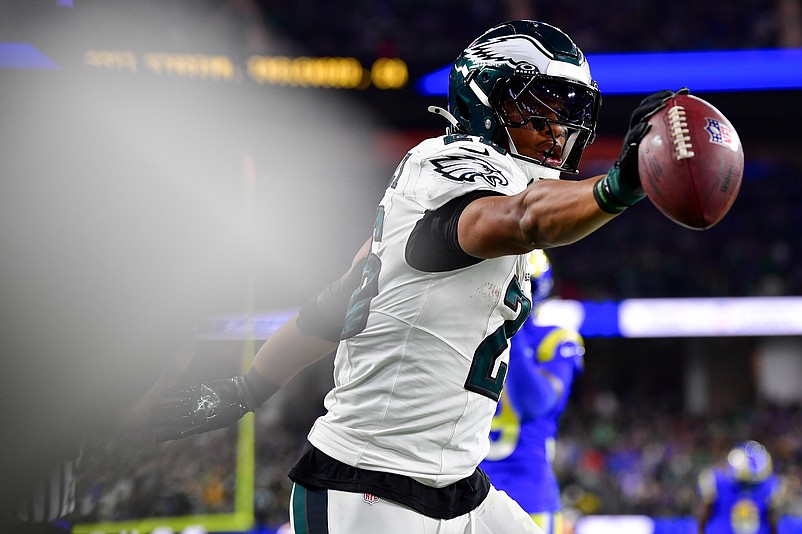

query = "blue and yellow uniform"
[698,441,785,534]
[480,318,584,534]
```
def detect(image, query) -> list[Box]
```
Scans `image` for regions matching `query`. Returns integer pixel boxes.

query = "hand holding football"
[638,93,743,230]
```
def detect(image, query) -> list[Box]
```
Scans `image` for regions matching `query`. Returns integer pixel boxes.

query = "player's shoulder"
[529,323,585,349]
[529,324,585,367]
[399,134,528,208]
[413,134,520,178]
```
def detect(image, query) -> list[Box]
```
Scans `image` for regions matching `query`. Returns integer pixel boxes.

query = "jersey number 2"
[464,276,530,402]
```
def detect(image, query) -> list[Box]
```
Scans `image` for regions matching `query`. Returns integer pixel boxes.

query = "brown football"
[637,93,743,230]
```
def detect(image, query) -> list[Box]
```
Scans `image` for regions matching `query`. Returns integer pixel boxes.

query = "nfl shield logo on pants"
[363,493,381,505]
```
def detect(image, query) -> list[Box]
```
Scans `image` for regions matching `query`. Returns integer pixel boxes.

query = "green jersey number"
[341,206,385,339]
[464,275,531,402]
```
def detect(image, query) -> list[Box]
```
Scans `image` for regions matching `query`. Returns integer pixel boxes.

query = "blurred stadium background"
[1,1,802,533]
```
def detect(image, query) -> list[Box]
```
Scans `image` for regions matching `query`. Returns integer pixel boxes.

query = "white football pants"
[289,483,545,534]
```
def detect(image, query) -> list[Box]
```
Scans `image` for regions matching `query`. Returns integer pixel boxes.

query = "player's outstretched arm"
[150,240,370,442]
[149,367,282,442]
[149,317,341,442]
[458,89,686,259]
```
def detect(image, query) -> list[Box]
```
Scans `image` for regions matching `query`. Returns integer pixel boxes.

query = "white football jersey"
[308,134,537,487]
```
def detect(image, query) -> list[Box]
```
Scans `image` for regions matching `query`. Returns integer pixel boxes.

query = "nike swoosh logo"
[459,147,489,156]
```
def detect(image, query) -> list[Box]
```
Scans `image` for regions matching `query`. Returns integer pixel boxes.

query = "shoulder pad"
[408,134,528,209]
[536,326,585,369]
[423,134,513,168]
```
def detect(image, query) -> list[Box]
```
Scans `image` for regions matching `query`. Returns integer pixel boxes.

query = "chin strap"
[428,106,461,131]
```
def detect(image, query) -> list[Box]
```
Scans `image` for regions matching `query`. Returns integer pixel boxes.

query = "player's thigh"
[470,486,545,534]
[289,483,434,534]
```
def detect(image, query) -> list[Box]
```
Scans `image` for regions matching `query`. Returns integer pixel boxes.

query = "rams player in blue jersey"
[480,250,584,534]
[697,440,785,534]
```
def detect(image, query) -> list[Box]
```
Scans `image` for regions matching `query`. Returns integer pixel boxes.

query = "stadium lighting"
[205,297,802,340]
[417,49,802,95]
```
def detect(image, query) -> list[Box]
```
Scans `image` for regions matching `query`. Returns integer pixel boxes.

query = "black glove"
[150,369,277,442]
[594,88,690,213]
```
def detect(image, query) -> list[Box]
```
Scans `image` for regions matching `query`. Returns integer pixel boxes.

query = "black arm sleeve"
[296,257,367,341]
[406,190,504,272]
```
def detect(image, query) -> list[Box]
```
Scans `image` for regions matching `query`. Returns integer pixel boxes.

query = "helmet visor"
[494,78,597,130]
[491,77,599,173]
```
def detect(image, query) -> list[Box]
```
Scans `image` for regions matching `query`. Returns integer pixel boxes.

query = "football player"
[698,441,785,534]
[152,20,685,534]
[480,250,584,534]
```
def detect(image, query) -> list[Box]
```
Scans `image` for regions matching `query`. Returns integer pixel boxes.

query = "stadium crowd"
[67,392,802,529]
[554,398,802,520]
[550,162,802,300]
[257,0,800,59]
